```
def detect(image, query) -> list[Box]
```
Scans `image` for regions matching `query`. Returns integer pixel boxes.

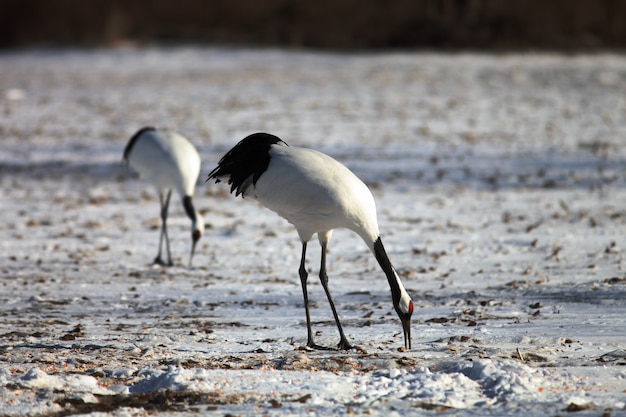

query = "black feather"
[207,132,287,197]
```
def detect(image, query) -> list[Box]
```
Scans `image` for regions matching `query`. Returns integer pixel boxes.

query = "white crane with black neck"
[123,126,204,267]
[207,132,413,350]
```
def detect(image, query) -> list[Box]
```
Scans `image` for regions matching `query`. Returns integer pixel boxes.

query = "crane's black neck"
[183,196,197,223]
[373,237,402,305]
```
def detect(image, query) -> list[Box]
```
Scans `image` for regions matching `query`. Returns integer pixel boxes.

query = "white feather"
[250,145,380,245]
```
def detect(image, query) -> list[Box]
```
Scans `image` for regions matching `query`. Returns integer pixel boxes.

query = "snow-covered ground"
[1,47,625,416]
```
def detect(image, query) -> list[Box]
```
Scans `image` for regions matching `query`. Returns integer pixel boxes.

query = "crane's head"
[189,214,205,267]
[395,292,414,351]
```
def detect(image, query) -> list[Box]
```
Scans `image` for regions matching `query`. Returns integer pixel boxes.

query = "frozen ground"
[0,47,625,416]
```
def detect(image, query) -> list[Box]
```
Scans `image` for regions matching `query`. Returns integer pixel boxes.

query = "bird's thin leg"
[319,242,353,350]
[298,242,318,348]
[162,190,173,266]
[154,192,166,264]
[155,190,173,266]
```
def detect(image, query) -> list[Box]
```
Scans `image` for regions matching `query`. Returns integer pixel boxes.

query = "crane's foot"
[302,341,335,351]
[153,256,173,267]
[298,339,354,351]
[337,338,354,351]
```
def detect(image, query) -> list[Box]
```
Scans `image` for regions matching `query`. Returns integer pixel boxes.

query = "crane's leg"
[319,242,353,350]
[298,241,317,348]
[154,190,173,266]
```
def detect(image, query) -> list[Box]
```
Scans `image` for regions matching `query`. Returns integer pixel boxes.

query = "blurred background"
[2,0,625,50]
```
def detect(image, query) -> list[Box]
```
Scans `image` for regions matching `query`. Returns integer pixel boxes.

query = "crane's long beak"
[402,317,412,350]
[189,237,198,268]
[188,246,195,268]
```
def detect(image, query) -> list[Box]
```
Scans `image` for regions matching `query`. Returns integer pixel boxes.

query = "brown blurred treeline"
[1,0,625,50]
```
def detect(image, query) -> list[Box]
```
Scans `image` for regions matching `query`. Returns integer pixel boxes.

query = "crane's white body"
[127,130,201,198]
[248,145,379,246]
[124,127,204,267]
